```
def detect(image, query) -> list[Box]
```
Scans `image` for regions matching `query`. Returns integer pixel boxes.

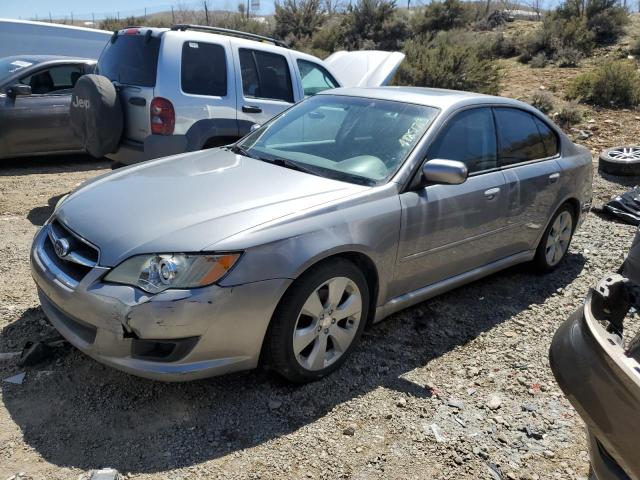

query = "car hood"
[56,149,368,267]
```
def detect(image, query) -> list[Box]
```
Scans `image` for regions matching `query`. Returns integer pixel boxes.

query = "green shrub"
[530,52,548,68]
[556,0,629,45]
[530,91,554,113]
[412,0,473,34]
[631,37,640,56]
[556,102,582,127]
[567,60,640,107]
[485,31,518,58]
[555,47,582,67]
[274,0,324,46]
[518,15,594,61]
[340,0,408,50]
[396,33,500,94]
[517,50,533,64]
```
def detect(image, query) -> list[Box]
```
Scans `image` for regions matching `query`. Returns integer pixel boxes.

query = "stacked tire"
[599,146,640,176]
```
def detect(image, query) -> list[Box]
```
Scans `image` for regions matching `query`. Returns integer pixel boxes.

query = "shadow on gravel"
[2,253,585,474]
[27,193,67,226]
[0,154,109,176]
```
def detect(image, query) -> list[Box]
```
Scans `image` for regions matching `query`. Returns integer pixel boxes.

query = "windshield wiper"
[258,156,321,177]
[229,144,255,158]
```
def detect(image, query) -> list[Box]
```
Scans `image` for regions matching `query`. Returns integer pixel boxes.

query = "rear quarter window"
[97,34,160,87]
[181,41,227,96]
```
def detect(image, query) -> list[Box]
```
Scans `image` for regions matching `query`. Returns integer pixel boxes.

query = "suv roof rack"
[170,24,289,48]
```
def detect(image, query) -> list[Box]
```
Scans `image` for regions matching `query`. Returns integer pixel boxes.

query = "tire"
[70,74,123,158]
[533,204,575,272]
[599,146,640,176]
[265,258,370,383]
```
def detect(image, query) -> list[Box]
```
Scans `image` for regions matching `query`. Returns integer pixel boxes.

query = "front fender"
[216,186,402,306]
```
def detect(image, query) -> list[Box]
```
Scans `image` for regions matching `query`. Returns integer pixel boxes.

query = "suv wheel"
[533,204,575,272]
[266,259,369,383]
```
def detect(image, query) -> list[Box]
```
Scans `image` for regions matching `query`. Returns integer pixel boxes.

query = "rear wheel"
[533,204,575,272]
[266,259,369,383]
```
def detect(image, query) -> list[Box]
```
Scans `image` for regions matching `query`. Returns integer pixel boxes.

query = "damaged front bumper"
[30,225,291,381]
[550,284,640,480]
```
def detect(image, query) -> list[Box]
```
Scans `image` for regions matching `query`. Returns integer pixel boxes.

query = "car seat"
[29,71,54,94]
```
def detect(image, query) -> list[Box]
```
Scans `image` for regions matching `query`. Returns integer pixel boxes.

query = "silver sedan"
[30,87,593,382]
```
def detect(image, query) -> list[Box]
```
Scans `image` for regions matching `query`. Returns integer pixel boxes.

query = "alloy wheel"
[545,211,573,266]
[292,276,363,371]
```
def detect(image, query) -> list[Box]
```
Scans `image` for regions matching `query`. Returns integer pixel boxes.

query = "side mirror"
[422,159,468,185]
[250,123,261,133]
[6,84,32,98]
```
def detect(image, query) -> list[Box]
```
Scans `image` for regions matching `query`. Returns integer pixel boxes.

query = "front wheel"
[265,259,369,383]
[533,204,575,272]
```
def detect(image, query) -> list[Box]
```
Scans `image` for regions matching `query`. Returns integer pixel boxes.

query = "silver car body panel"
[31,88,593,380]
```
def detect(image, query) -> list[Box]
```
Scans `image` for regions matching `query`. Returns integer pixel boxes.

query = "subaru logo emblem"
[54,238,70,258]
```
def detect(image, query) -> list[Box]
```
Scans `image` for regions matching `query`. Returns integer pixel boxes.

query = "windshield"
[239,95,438,185]
[97,34,160,87]
[0,57,39,85]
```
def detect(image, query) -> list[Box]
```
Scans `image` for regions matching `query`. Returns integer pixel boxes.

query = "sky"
[0,0,277,20]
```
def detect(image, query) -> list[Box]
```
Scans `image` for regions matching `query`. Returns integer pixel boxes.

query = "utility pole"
[71,12,74,24]
[204,2,209,24]
[92,12,95,24]
[171,6,175,23]
[247,0,250,18]
[49,12,52,22]
[144,7,147,21]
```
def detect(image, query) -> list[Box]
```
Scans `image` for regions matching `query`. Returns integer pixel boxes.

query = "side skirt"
[373,250,535,323]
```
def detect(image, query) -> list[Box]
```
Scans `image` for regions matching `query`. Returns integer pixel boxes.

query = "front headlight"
[104,253,241,294]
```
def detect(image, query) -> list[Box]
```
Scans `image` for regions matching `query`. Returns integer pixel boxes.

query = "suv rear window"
[181,41,227,96]
[97,34,160,87]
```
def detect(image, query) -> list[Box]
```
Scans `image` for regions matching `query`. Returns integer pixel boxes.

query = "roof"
[319,86,524,111]
[0,54,94,63]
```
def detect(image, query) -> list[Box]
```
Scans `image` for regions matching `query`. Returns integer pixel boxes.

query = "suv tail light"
[150,97,175,135]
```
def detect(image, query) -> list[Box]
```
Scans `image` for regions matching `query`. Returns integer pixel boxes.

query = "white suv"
[73,25,404,165]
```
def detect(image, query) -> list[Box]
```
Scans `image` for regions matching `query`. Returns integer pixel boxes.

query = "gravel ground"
[0,132,638,478]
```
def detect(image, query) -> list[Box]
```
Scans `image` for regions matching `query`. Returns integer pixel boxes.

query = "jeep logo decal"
[72,97,90,109]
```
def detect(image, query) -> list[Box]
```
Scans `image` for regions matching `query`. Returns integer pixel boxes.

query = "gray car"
[0,55,95,159]
[30,87,593,382]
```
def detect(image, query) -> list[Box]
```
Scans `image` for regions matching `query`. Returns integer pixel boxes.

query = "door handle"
[548,172,560,184]
[484,187,500,200]
[242,105,262,114]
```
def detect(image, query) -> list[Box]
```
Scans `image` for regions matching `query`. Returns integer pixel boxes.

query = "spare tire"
[70,74,123,158]
[599,146,640,176]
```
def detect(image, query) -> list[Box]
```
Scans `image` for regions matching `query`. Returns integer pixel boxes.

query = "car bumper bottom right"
[550,296,640,480]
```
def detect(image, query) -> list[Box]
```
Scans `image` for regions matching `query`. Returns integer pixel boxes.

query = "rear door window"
[97,34,161,87]
[297,59,339,96]
[427,107,497,174]
[181,41,227,96]
[239,48,293,103]
[533,116,559,157]
[494,108,548,166]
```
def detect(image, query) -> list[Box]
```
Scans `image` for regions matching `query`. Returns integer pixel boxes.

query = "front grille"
[42,219,99,284]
